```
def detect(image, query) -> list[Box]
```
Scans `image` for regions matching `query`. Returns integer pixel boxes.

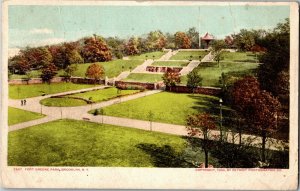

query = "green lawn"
[170,51,209,60]
[152,61,189,67]
[8,107,45,126]
[40,87,140,107]
[9,83,98,99]
[180,62,259,87]
[97,92,220,125]
[40,97,88,107]
[63,60,144,78]
[123,73,163,83]
[10,60,144,80]
[129,51,166,60]
[10,70,42,80]
[221,51,259,63]
[8,119,205,167]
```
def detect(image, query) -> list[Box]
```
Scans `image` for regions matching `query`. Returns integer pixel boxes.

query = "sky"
[8,5,290,48]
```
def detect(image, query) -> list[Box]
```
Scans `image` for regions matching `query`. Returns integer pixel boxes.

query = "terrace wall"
[8,77,65,85]
[9,77,105,85]
[146,66,182,73]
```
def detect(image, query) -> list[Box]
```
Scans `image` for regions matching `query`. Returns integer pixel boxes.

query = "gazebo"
[201,32,214,49]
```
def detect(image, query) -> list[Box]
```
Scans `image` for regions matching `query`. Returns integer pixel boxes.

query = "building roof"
[201,32,214,40]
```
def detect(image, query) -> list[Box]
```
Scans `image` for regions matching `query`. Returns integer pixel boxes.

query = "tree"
[162,68,181,91]
[232,76,281,163]
[24,71,33,85]
[41,63,58,84]
[49,42,83,69]
[186,69,202,93]
[24,47,53,69]
[211,40,226,67]
[82,35,112,62]
[124,37,140,55]
[257,19,289,114]
[174,32,191,49]
[64,64,78,81]
[232,29,256,51]
[106,37,125,59]
[85,63,105,84]
[146,30,167,51]
[186,113,217,168]
[9,54,30,74]
[165,32,176,49]
[187,27,199,49]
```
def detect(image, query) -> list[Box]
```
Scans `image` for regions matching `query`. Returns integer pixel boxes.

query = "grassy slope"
[152,61,189,67]
[40,87,140,107]
[10,70,42,80]
[66,60,143,78]
[170,51,209,60]
[221,52,259,63]
[100,92,219,125]
[8,119,190,167]
[123,73,163,83]
[180,62,259,87]
[8,107,45,126]
[9,83,97,99]
[128,51,166,60]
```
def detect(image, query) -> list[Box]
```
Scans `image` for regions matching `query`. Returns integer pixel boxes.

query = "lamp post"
[60,104,62,119]
[219,98,223,141]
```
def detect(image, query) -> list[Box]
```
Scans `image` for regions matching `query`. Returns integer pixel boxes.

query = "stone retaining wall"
[146,66,182,73]
[9,77,105,85]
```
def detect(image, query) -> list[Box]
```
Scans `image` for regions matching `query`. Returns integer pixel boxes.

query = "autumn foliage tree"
[232,76,281,163]
[174,32,191,49]
[186,113,217,168]
[162,68,181,91]
[124,37,140,55]
[146,31,167,51]
[9,54,30,74]
[23,47,53,69]
[85,63,105,84]
[40,63,58,84]
[82,35,112,63]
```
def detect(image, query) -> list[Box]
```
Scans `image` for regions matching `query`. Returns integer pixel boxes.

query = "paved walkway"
[131,59,154,73]
[84,114,288,151]
[8,85,288,151]
[157,50,174,61]
[116,71,131,80]
[9,89,162,131]
[180,60,200,75]
[201,51,214,62]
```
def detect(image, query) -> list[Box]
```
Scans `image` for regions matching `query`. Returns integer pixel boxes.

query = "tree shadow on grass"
[184,137,289,168]
[136,143,193,167]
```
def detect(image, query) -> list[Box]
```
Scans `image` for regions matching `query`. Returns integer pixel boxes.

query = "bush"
[93,109,99,116]
[116,83,145,91]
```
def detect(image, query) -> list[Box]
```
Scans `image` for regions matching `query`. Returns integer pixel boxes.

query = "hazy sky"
[9,5,289,48]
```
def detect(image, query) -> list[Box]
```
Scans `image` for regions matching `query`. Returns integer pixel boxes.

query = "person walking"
[24,99,27,106]
[21,100,23,106]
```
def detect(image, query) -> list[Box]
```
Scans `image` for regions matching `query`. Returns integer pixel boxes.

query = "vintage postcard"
[0,0,298,189]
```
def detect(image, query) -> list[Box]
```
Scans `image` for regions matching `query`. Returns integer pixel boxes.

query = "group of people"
[21,99,27,106]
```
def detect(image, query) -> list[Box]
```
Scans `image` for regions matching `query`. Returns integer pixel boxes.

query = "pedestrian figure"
[24,99,27,106]
[21,100,23,106]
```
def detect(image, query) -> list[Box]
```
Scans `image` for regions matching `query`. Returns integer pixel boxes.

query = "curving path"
[8,86,287,151]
